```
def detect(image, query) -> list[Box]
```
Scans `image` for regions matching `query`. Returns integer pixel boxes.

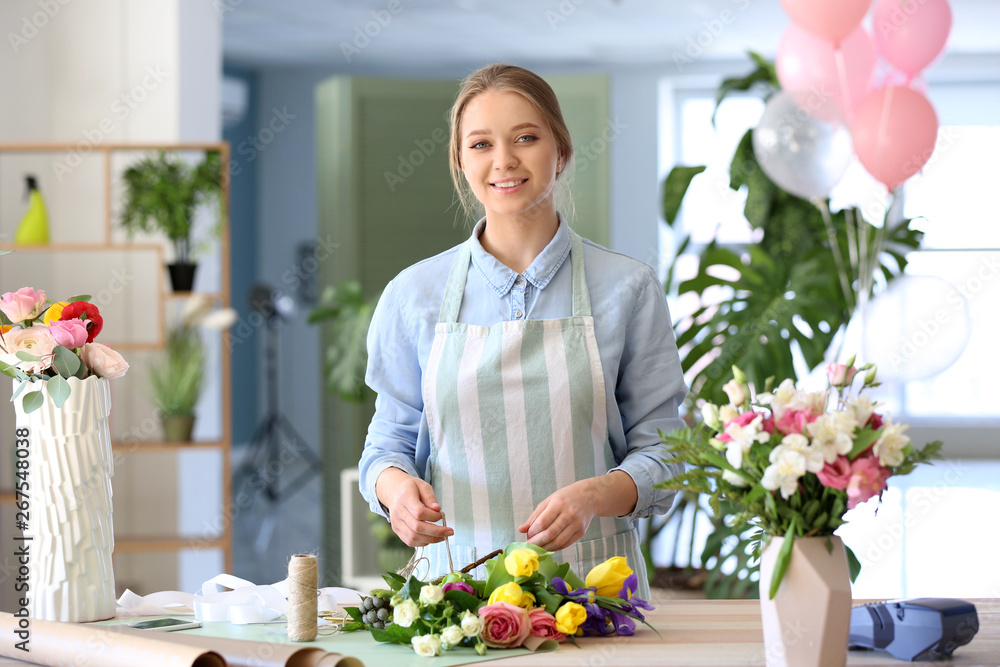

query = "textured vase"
[758,535,851,667]
[12,376,116,622]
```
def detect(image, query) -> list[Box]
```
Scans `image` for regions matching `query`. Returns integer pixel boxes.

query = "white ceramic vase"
[13,376,116,622]
[758,535,851,667]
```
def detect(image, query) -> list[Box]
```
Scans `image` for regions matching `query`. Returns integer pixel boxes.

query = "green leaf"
[66,294,91,302]
[370,622,417,645]
[21,390,44,414]
[46,375,71,408]
[848,427,881,460]
[845,545,862,583]
[768,518,797,600]
[443,589,482,613]
[52,345,81,378]
[345,606,364,623]
[382,572,406,590]
[661,165,706,226]
[0,358,17,378]
[16,351,41,362]
[404,576,422,601]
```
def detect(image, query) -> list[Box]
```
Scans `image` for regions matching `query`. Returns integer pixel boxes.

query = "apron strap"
[438,226,592,323]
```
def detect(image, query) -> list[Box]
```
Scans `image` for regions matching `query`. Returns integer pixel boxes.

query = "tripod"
[235,308,321,552]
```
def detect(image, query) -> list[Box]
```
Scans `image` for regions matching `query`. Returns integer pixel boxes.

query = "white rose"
[418,584,444,606]
[722,379,748,406]
[441,625,465,649]
[460,610,483,638]
[411,634,442,658]
[81,343,129,379]
[392,599,419,628]
[1,325,57,374]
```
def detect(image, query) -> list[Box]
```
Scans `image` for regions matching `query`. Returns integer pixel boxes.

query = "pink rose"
[776,408,818,436]
[48,319,89,349]
[846,455,891,509]
[1,287,47,324]
[528,608,566,643]
[442,581,475,596]
[81,343,129,379]
[716,411,768,442]
[817,455,852,490]
[827,362,858,388]
[0,325,56,374]
[479,601,530,649]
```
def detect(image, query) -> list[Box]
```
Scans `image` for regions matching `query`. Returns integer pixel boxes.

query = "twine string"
[287,553,318,642]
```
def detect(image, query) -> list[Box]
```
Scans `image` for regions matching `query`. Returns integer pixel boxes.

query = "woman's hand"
[375,467,454,547]
[517,471,638,552]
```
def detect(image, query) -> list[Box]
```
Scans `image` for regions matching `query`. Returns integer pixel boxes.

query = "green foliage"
[119,150,223,263]
[308,281,377,402]
[148,325,204,416]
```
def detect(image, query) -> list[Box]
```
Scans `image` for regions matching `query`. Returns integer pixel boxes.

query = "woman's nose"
[493,144,518,171]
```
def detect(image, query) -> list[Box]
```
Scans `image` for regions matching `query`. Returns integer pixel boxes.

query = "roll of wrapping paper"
[0,613,363,667]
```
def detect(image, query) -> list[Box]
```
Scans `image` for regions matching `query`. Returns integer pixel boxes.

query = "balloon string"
[815,198,855,314]
[876,85,895,156]
[833,46,853,120]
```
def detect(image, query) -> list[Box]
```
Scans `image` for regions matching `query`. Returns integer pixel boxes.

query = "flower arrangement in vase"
[344,543,655,657]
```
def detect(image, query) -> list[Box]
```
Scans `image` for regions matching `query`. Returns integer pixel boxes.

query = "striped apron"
[421,229,649,598]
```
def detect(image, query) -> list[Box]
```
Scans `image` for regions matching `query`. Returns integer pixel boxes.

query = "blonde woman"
[359,64,686,596]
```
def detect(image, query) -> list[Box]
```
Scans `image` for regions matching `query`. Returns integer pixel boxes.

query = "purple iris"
[442,581,475,596]
[552,576,655,637]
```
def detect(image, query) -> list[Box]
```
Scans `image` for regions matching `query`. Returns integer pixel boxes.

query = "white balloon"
[862,276,971,381]
[752,90,854,201]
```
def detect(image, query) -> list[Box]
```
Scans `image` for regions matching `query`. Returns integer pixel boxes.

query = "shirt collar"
[469,214,572,296]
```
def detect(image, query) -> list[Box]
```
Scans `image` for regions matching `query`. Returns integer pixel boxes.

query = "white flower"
[722,469,749,487]
[774,433,825,473]
[806,413,855,464]
[418,584,444,606]
[460,610,483,638]
[81,343,130,379]
[701,403,722,429]
[847,394,875,429]
[803,390,831,416]
[873,418,910,467]
[1,325,57,374]
[761,447,808,499]
[441,625,465,649]
[392,599,419,628]
[769,378,800,420]
[720,405,739,423]
[722,413,770,470]
[412,634,442,657]
[722,379,748,406]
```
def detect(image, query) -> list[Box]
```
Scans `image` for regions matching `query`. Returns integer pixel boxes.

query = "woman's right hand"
[375,467,454,547]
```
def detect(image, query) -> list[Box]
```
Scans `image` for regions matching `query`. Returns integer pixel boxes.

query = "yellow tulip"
[504,548,540,577]
[42,301,68,325]
[555,601,587,635]
[487,582,535,610]
[585,557,633,597]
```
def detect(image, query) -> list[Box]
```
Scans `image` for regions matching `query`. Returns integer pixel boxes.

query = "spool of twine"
[287,554,318,642]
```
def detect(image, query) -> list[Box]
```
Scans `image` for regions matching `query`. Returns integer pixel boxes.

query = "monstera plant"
[649,54,924,598]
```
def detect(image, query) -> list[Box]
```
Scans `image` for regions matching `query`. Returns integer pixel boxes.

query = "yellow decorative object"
[584,557,633,597]
[504,548,540,577]
[554,601,587,635]
[14,175,49,245]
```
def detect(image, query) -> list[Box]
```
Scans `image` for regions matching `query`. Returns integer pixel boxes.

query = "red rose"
[59,301,103,343]
[479,602,530,649]
[817,455,852,490]
[528,608,566,643]
[866,412,884,430]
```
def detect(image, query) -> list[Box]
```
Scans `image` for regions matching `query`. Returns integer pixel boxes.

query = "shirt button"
[515,277,525,287]
[515,310,523,319]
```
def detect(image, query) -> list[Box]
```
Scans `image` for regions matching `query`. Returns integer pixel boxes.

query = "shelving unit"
[0,142,233,594]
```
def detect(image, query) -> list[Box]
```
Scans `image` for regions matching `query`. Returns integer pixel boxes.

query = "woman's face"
[459,89,562,222]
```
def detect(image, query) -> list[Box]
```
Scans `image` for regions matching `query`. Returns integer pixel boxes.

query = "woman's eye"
[470,141,489,149]
[517,135,538,143]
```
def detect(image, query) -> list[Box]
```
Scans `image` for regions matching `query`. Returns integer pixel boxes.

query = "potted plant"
[119,150,223,292]
[149,323,204,442]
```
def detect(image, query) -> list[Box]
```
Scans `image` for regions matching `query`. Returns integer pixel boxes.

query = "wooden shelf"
[114,535,227,552]
[0,242,165,253]
[165,291,224,301]
[112,440,225,452]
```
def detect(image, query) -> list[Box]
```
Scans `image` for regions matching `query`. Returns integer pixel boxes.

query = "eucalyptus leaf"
[52,345,81,378]
[11,379,32,401]
[47,375,71,408]
[66,294,91,302]
[21,390,44,414]
[15,351,41,362]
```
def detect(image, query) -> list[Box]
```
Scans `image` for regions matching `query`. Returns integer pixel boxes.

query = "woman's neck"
[479,208,560,274]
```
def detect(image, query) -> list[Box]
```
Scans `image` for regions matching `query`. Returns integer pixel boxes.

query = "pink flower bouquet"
[1,287,128,412]
[659,360,941,596]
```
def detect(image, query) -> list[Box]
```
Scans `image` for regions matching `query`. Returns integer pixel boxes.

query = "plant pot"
[161,414,196,443]
[758,535,851,667]
[12,376,116,622]
[167,261,197,292]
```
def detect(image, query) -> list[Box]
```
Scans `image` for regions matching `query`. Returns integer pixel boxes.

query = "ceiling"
[222,0,1000,74]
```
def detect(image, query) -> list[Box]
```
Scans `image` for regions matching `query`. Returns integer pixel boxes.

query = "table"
[2,597,997,666]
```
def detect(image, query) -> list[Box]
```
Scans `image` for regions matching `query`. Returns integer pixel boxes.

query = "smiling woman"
[357,64,688,597]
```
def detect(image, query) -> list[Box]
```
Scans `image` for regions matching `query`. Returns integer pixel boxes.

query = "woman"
[359,64,686,595]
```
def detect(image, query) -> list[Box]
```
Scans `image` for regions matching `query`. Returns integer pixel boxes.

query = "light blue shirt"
[360,216,687,524]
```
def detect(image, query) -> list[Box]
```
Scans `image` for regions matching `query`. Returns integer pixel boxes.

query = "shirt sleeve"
[609,266,688,521]
[358,280,425,518]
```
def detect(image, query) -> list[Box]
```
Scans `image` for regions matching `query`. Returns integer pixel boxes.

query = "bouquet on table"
[658,360,940,597]
[1,287,129,409]
[344,542,655,657]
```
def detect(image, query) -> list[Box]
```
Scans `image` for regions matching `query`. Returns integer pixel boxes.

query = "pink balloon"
[851,86,939,191]
[779,0,873,43]
[872,0,952,76]
[777,24,875,118]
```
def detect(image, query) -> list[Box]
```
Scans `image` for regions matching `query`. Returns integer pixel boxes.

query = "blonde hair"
[448,64,574,222]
